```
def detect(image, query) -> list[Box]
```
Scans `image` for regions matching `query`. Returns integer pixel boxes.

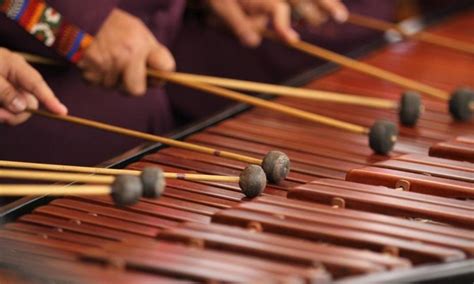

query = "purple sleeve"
[46,0,119,35]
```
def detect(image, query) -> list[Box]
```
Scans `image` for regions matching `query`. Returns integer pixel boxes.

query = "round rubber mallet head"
[369,120,398,155]
[111,175,143,207]
[140,167,166,199]
[239,165,267,198]
[261,151,290,184]
[449,87,474,121]
[399,91,422,126]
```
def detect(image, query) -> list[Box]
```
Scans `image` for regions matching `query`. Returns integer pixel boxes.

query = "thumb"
[0,76,26,113]
[8,54,67,115]
[2,91,38,125]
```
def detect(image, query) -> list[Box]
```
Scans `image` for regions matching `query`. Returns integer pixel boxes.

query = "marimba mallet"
[0,167,164,199]
[22,53,399,153]
[0,164,267,198]
[150,71,423,126]
[26,109,288,184]
[150,71,399,154]
[263,32,474,121]
[138,166,268,199]
[20,52,421,126]
[347,13,474,56]
[0,175,143,207]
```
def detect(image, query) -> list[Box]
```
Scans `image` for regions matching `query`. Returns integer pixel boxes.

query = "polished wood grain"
[430,135,474,162]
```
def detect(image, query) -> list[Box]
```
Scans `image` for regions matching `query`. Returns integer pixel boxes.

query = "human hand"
[78,8,176,96]
[208,0,297,47]
[0,48,67,125]
[289,0,348,27]
[208,0,348,47]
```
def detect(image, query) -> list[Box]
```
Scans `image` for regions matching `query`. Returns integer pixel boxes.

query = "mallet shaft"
[0,185,110,196]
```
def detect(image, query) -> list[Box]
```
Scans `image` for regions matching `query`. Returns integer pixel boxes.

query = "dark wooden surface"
[1,9,473,283]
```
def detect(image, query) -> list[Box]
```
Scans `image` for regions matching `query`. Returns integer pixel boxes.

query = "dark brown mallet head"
[369,120,398,155]
[140,167,166,198]
[449,87,474,121]
[399,91,422,126]
[261,151,290,184]
[239,165,267,198]
[111,175,143,207]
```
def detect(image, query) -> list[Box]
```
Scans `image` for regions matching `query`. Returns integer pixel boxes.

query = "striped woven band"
[0,0,93,62]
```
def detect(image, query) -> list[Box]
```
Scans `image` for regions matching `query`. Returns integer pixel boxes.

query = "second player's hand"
[208,0,298,47]
[208,0,348,47]
[289,0,348,26]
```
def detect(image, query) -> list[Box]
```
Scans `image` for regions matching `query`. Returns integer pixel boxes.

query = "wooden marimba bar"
[430,135,474,162]
[1,9,473,284]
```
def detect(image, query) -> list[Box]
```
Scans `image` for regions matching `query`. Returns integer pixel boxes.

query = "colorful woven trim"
[0,0,93,62]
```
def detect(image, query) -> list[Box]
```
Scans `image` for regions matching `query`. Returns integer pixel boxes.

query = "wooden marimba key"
[346,153,474,198]
[430,135,474,163]
[288,178,474,229]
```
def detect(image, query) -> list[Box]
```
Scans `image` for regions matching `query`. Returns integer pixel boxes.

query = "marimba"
[1,8,473,284]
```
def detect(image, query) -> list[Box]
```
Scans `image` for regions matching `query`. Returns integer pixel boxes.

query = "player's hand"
[208,0,348,47]
[208,0,297,47]
[78,8,176,96]
[0,48,67,125]
[289,0,348,27]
